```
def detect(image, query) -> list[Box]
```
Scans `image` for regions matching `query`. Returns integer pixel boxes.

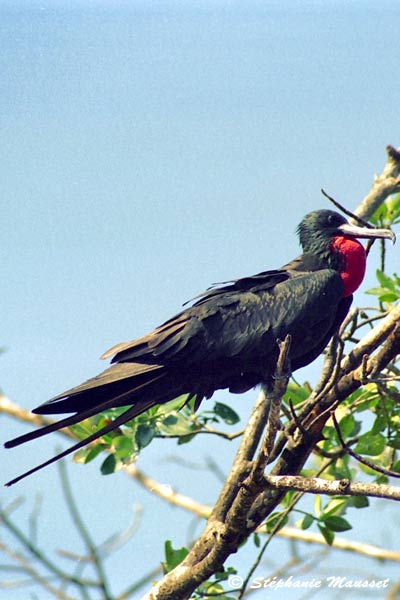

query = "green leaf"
[72,448,89,464]
[321,516,352,532]
[371,203,388,225]
[265,512,289,533]
[213,566,237,583]
[112,435,135,459]
[375,473,389,484]
[378,292,399,303]
[376,269,396,290]
[350,495,369,509]
[95,417,119,443]
[366,270,400,303]
[284,382,311,406]
[355,432,386,456]
[321,497,349,518]
[162,541,188,574]
[298,513,314,530]
[371,195,400,226]
[392,459,400,473]
[388,436,400,450]
[253,532,261,547]
[201,582,225,595]
[135,423,156,450]
[213,402,240,425]
[177,433,196,445]
[331,457,353,480]
[314,494,321,518]
[317,524,335,545]
[359,460,382,477]
[70,420,96,439]
[338,414,356,438]
[154,395,189,418]
[371,415,387,435]
[83,443,105,463]
[365,286,386,296]
[280,490,296,507]
[100,454,117,475]
[159,412,193,435]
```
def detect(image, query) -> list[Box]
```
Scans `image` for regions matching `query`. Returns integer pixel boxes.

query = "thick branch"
[265,475,400,501]
[252,336,291,478]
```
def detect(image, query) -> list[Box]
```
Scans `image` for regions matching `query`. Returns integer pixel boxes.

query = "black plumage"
[5,209,395,485]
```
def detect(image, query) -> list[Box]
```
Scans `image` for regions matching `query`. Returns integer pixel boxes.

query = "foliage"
[369,192,400,227]
[71,397,240,475]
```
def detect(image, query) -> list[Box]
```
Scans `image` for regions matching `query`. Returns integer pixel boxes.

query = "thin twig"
[117,566,163,600]
[155,426,244,441]
[58,460,114,600]
[0,541,75,600]
[0,505,96,587]
[331,413,400,480]
[321,189,374,228]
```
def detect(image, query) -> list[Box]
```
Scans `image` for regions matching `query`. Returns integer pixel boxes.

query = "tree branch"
[0,540,76,600]
[265,475,400,501]
[251,335,291,479]
[4,400,400,565]
[58,460,113,600]
[277,526,400,562]
[355,145,400,220]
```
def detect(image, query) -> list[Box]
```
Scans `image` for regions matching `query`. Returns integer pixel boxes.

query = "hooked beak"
[339,222,396,245]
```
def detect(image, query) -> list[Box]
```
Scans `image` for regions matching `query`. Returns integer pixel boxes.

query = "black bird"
[5,209,395,486]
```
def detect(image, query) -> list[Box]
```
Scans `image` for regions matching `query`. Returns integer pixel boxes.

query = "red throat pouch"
[331,236,367,296]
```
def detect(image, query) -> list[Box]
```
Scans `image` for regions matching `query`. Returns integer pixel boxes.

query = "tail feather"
[5,370,169,449]
[5,400,156,487]
[34,370,166,415]
[35,362,164,413]
[5,407,111,449]
[4,367,188,486]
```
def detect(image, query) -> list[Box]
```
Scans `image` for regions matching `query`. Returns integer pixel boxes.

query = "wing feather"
[98,269,344,372]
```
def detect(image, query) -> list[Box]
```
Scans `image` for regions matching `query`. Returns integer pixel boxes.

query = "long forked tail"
[4,401,157,487]
[5,369,167,449]
[4,365,184,486]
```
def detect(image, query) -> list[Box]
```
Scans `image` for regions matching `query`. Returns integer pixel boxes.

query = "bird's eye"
[327,215,334,225]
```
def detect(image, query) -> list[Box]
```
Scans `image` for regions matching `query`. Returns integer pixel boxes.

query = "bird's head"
[298,209,395,255]
[297,209,395,296]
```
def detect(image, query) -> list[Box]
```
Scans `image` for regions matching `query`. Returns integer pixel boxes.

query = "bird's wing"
[187,269,289,305]
[100,268,290,362]
[101,268,345,367]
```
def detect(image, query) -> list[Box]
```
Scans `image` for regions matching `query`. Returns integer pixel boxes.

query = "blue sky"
[1,2,400,598]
